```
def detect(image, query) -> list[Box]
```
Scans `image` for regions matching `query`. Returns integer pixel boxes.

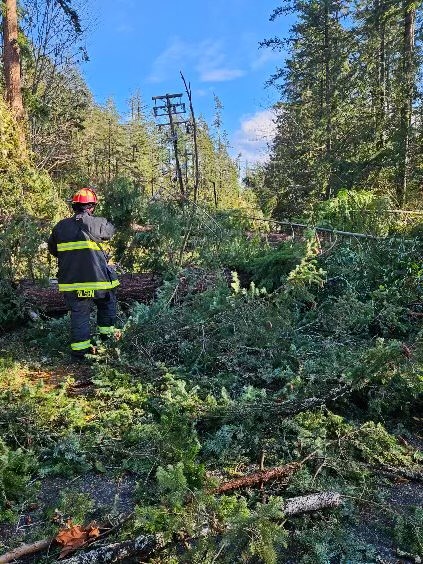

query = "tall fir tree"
[260,0,422,217]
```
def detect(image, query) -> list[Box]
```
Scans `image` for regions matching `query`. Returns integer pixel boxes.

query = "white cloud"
[148,37,245,84]
[200,68,245,82]
[232,109,277,164]
[147,38,190,83]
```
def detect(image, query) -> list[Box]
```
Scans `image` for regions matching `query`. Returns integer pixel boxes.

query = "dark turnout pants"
[63,290,117,356]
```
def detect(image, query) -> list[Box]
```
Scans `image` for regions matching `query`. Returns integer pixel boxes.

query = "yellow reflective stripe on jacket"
[57,241,101,252]
[98,325,115,335]
[58,280,120,292]
[71,340,91,351]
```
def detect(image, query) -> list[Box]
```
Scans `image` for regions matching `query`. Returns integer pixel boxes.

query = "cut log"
[284,492,342,516]
[0,538,52,563]
[19,274,161,314]
[214,463,300,494]
[61,533,164,564]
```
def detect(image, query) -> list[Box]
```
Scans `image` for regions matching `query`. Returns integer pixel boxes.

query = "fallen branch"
[58,493,341,563]
[0,538,53,564]
[61,533,164,564]
[0,514,137,563]
[284,492,342,516]
[366,463,423,483]
[203,383,353,420]
[214,463,300,494]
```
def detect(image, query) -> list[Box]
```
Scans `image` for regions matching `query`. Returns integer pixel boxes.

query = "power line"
[152,93,187,197]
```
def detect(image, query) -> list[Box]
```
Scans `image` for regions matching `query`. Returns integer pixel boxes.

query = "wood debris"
[213,462,301,494]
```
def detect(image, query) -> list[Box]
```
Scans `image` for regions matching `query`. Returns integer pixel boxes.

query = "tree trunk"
[284,492,342,516]
[323,0,333,200]
[60,534,164,564]
[2,0,25,121]
[375,0,387,148]
[396,1,416,207]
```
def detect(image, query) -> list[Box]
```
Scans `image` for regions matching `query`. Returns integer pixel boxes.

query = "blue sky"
[82,0,293,163]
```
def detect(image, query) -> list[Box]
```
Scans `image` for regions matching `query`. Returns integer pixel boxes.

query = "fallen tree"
[0,493,342,564]
[19,274,161,313]
[61,493,342,563]
[0,533,164,564]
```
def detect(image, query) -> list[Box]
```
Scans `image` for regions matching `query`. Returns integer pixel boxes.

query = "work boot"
[70,345,97,364]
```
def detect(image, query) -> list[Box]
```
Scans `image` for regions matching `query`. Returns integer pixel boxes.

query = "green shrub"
[0,438,38,520]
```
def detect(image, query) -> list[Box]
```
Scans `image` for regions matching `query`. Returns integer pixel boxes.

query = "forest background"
[0,1,423,563]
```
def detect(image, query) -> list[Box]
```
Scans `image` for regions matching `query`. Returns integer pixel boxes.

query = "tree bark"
[181,73,200,203]
[2,0,25,121]
[284,492,342,516]
[0,539,52,564]
[61,533,164,564]
[213,463,301,494]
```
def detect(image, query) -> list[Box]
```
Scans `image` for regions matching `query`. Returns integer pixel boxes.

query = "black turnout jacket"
[47,212,119,292]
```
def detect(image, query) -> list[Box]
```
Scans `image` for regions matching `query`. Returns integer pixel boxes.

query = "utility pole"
[152,93,187,198]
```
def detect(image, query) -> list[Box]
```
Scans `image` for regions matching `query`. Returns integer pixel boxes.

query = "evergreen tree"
[262,0,353,216]
[261,0,423,217]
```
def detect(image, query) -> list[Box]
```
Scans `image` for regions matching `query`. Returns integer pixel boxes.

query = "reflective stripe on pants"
[64,290,117,353]
[71,340,91,351]
[98,325,115,335]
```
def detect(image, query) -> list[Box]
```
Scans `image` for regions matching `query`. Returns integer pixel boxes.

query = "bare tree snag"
[0,538,52,564]
[284,492,342,516]
[214,463,301,494]
[2,0,25,121]
[60,533,165,564]
[181,72,200,202]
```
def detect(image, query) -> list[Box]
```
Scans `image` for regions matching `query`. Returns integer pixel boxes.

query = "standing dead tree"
[181,72,200,202]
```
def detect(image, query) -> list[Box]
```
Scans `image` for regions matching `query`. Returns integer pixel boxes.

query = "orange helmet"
[72,187,98,205]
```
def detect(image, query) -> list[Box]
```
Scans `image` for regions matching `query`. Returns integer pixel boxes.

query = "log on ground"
[61,533,165,564]
[284,492,342,516]
[0,539,52,564]
[19,274,161,314]
[214,463,301,494]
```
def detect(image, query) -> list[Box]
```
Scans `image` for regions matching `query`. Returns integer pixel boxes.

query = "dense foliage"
[0,203,422,562]
[255,0,423,217]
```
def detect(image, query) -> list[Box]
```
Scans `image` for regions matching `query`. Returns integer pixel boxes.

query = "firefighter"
[48,188,119,361]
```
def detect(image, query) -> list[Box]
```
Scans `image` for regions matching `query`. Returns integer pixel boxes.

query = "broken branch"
[213,463,301,494]
[0,538,53,564]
